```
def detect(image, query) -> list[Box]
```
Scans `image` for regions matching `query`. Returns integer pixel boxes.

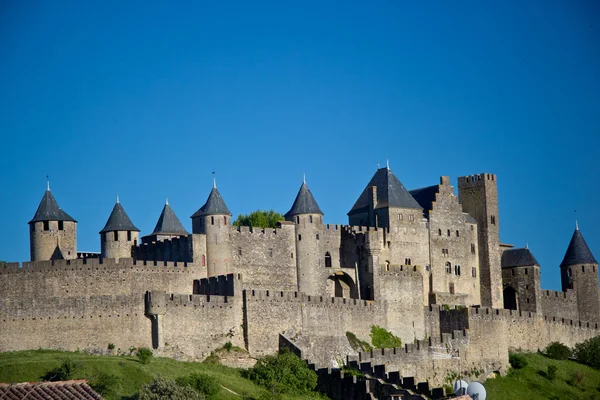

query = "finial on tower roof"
[576,220,579,230]
[166,197,169,205]
[526,242,529,249]
[377,162,380,169]
[116,194,120,204]
[212,170,216,188]
[46,175,50,191]
[303,173,306,184]
[386,159,390,170]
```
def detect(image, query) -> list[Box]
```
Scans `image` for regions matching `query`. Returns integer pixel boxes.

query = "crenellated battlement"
[233,225,293,236]
[377,264,422,277]
[194,273,241,297]
[457,173,497,187]
[243,289,374,309]
[543,289,577,300]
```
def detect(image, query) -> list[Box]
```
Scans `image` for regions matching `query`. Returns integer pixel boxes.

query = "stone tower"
[560,224,600,323]
[285,180,324,296]
[100,197,140,259]
[29,184,77,261]
[142,199,189,244]
[191,180,232,277]
[501,247,542,314]
[457,173,503,308]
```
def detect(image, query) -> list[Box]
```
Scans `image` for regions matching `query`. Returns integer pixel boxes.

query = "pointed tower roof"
[191,187,231,217]
[150,202,189,235]
[100,201,139,233]
[348,167,421,215]
[29,189,76,223]
[285,182,323,217]
[560,227,597,267]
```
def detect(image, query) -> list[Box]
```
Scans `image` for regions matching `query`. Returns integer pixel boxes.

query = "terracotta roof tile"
[0,380,103,400]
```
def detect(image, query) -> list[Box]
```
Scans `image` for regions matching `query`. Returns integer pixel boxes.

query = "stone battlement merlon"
[469,306,599,330]
[147,291,233,308]
[243,289,374,309]
[457,173,497,187]
[233,225,293,235]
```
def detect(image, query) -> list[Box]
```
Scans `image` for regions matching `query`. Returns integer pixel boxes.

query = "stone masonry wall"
[540,289,579,321]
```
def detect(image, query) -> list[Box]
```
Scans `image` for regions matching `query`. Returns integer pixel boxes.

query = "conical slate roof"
[285,182,323,217]
[29,189,76,223]
[501,248,540,269]
[191,187,231,217]
[100,201,139,233]
[348,168,422,215]
[150,202,189,235]
[560,228,597,267]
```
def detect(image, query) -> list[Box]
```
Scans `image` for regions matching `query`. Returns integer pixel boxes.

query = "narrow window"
[298,234,302,241]
[526,298,530,303]
[471,244,475,254]
[445,262,452,274]
[316,234,320,240]
[43,221,49,231]
[325,252,332,268]
[456,230,459,237]
[525,268,528,275]
[211,216,214,225]
[309,215,313,223]
[472,267,477,277]
[568,268,572,277]
[582,265,585,273]
[426,265,430,271]
[491,216,496,225]
[269,248,273,257]
[114,231,118,241]
[447,229,451,237]
[127,231,131,241]
[224,216,227,224]
[238,247,242,256]
[296,216,300,224]
[471,225,474,231]
[58,221,64,230]
[202,255,206,266]
[438,229,442,236]
[449,283,455,294]
[594,266,596,273]
[291,252,294,259]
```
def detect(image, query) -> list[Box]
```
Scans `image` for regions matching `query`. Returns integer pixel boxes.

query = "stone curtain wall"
[540,289,579,321]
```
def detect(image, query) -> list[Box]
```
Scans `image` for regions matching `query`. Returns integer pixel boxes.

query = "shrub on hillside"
[574,336,600,370]
[176,373,220,398]
[136,348,153,364]
[509,353,528,369]
[140,376,204,400]
[42,359,81,381]
[89,372,120,397]
[545,342,571,360]
[370,325,402,349]
[547,365,558,380]
[242,349,317,395]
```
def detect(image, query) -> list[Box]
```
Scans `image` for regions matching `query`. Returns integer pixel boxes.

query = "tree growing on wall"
[233,210,284,229]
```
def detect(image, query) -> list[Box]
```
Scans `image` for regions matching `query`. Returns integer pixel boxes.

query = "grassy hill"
[0,349,326,400]
[485,352,600,400]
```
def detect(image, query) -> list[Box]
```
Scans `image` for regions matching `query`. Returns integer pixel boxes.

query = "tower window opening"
[472,267,477,277]
[568,268,572,277]
[58,221,64,230]
[224,216,227,224]
[316,234,319,240]
[127,231,131,241]
[455,265,461,276]
[298,234,302,241]
[447,229,451,237]
[582,265,585,273]
[445,262,452,274]
[456,230,459,237]
[43,221,49,231]
[471,225,474,231]
[325,252,332,268]
[296,216,300,224]
[449,283,455,294]
[238,247,242,256]
[405,258,412,265]
[491,216,496,225]
[594,266,596,273]
[438,229,442,236]
[309,215,313,223]
[202,255,206,266]
[471,244,475,254]
[113,231,118,241]
[211,216,214,225]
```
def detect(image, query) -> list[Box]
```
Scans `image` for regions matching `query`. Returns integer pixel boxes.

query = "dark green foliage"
[341,366,364,377]
[509,353,528,369]
[370,325,402,349]
[233,210,284,229]
[242,349,317,395]
[89,372,120,397]
[346,331,372,352]
[42,359,80,381]
[176,373,220,398]
[545,342,571,360]
[108,343,115,350]
[140,375,204,400]
[547,365,558,380]
[574,336,600,370]
[224,341,233,352]
[136,348,153,364]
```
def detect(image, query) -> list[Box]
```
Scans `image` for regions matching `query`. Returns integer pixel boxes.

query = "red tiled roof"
[0,380,103,400]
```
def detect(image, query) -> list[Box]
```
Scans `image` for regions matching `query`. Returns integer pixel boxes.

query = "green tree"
[370,325,402,349]
[89,372,120,397]
[42,359,81,381]
[508,353,528,369]
[574,336,600,370]
[140,376,204,400]
[545,342,571,360]
[136,348,153,364]
[233,210,284,229]
[243,349,317,395]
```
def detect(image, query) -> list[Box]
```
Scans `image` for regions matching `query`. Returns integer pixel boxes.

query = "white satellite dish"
[453,379,468,395]
[466,381,487,400]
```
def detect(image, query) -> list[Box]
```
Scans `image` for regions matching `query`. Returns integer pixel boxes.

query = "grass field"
[485,352,600,400]
[0,349,326,400]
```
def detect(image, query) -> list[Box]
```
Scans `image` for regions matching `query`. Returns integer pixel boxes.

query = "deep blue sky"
[1,1,598,291]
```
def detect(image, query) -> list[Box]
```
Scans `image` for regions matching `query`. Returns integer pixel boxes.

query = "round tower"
[100,196,140,259]
[285,179,324,295]
[560,223,600,323]
[191,179,232,277]
[29,183,77,261]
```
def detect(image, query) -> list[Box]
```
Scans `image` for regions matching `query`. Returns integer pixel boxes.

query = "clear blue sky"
[1,1,598,291]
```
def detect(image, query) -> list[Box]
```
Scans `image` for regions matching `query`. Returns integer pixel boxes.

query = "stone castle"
[1,167,599,388]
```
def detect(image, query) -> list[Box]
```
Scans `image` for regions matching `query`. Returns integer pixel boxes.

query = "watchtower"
[100,196,139,259]
[501,247,542,314]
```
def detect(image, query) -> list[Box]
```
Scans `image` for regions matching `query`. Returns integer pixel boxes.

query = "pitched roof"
[150,202,189,235]
[0,380,103,400]
[100,202,139,233]
[501,248,540,268]
[285,182,323,217]
[560,228,597,267]
[409,185,439,218]
[191,187,231,217]
[348,168,421,215]
[29,190,76,223]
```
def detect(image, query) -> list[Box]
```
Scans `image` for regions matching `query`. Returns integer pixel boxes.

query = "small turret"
[29,183,77,261]
[560,224,599,322]
[191,179,232,276]
[100,196,139,259]
[285,178,324,295]
[142,199,189,244]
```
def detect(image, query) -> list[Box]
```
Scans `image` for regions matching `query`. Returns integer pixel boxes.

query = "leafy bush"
[233,210,284,229]
[140,375,204,400]
[242,349,317,395]
[89,372,120,397]
[547,365,558,380]
[370,325,402,349]
[108,343,115,350]
[42,359,81,381]
[346,331,372,352]
[545,342,571,360]
[224,341,233,352]
[574,336,600,370]
[509,353,528,369]
[137,348,153,364]
[176,373,220,398]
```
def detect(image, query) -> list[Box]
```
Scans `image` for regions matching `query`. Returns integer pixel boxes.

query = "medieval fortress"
[1,168,599,387]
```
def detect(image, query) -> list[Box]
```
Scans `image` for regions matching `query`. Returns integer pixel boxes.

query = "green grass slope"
[0,349,325,400]
[485,352,600,400]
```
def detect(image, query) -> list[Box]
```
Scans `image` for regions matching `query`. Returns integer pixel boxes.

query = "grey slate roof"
[409,185,439,218]
[100,202,139,233]
[191,187,231,217]
[348,168,422,215]
[29,190,76,223]
[150,203,189,235]
[501,248,540,268]
[285,182,323,217]
[560,228,597,267]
